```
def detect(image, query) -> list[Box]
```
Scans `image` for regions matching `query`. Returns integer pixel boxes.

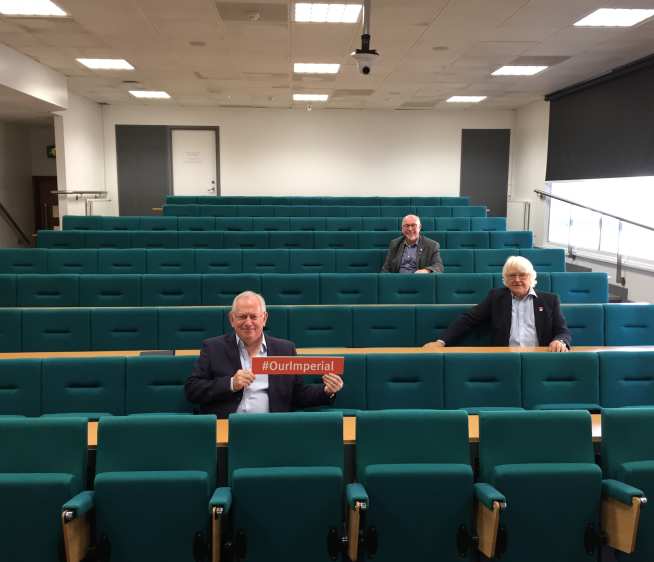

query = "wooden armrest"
[476,500,502,558]
[212,506,223,562]
[61,510,90,562]
[347,501,365,561]
[602,496,645,554]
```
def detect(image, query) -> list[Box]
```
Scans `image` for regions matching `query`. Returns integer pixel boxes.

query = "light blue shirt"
[508,288,539,347]
[399,242,418,273]
[235,335,269,413]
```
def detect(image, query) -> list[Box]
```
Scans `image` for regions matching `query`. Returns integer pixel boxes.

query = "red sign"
[251,356,344,375]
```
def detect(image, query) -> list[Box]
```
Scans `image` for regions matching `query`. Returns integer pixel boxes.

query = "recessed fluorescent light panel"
[293,93,329,101]
[446,96,487,103]
[294,3,362,23]
[129,90,171,99]
[492,66,548,76]
[574,8,654,27]
[294,63,340,74]
[77,58,134,70]
[0,0,66,16]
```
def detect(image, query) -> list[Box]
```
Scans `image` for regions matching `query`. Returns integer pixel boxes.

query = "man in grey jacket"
[381,214,444,273]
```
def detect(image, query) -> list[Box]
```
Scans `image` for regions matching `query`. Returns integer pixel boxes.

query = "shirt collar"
[511,287,537,301]
[403,236,419,248]
[236,333,267,354]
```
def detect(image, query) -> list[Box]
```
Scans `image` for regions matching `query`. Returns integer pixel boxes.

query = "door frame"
[168,126,221,195]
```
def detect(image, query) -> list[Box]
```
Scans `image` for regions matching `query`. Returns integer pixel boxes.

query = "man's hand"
[323,373,343,395]
[415,268,431,274]
[422,340,445,349]
[548,340,568,353]
[232,369,256,391]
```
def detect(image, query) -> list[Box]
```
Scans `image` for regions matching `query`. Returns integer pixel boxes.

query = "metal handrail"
[0,200,32,246]
[534,189,653,232]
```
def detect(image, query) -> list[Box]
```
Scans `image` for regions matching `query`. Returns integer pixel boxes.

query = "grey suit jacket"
[381,235,444,273]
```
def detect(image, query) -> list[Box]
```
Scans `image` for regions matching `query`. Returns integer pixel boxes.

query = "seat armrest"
[474,483,506,510]
[210,487,232,515]
[346,483,369,510]
[63,491,95,519]
[602,479,646,507]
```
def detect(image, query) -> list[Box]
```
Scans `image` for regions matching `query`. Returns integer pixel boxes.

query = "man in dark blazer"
[381,214,444,273]
[185,291,343,418]
[425,256,571,351]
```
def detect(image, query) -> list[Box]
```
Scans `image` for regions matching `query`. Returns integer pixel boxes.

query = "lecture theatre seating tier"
[37,229,533,249]
[162,204,486,217]
[0,272,609,307]
[0,302,649,352]
[2,350,654,416]
[0,248,566,275]
[63,215,506,232]
[164,195,471,206]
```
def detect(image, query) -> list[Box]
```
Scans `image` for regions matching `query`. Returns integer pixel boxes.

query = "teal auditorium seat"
[474,249,513,273]
[0,309,21,351]
[242,249,289,273]
[126,355,196,413]
[146,249,194,273]
[415,305,486,346]
[201,204,236,216]
[79,275,141,306]
[178,217,215,231]
[314,231,356,248]
[335,249,383,272]
[422,230,447,247]
[320,273,378,304]
[452,206,486,217]
[130,231,177,249]
[477,411,602,562]
[288,306,353,347]
[435,217,470,231]
[380,205,413,217]
[202,274,261,305]
[0,359,41,416]
[37,229,84,248]
[600,351,654,407]
[141,274,202,306]
[177,231,223,248]
[358,231,395,249]
[439,249,474,273]
[260,273,319,305]
[353,306,415,346]
[416,205,452,217]
[302,355,367,414]
[289,249,335,273]
[0,274,16,306]
[289,217,325,230]
[436,272,493,304]
[223,231,267,249]
[519,248,565,272]
[139,216,178,231]
[0,248,47,273]
[41,357,125,417]
[194,249,242,273]
[81,415,216,562]
[241,204,276,217]
[605,303,654,345]
[446,231,489,249]
[0,417,87,562]
[365,354,444,409]
[378,273,435,304]
[489,230,533,249]
[62,215,101,229]
[163,204,197,216]
[47,248,98,273]
[85,230,131,248]
[471,217,507,231]
[361,217,398,231]
[90,308,157,350]
[444,353,522,412]
[601,408,652,562]
[354,410,474,562]
[551,272,609,303]
[441,197,469,206]
[214,217,252,231]
[216,412,344,562]
[103,216,140,230]
[157,307,223,349]
[562,304,605,345]
[252,217,289,230]
[521,352,600,411]
[22,309,90,352]
[325,217,362,230]
[17,274,79,307]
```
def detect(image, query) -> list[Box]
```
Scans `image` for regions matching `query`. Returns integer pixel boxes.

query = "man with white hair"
[185,290,344,417]
[425,256,571,351]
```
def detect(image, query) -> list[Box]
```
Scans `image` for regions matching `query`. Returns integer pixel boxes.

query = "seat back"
[436,273,493,304]
[146,249,194,273]
[604,303,654,345]
[600,351,654,408]
[601,407,654,478]
[47,249,98,273]
[561,304,604,345]
[378,273,435,304]
[550,272,609,303]
[289,249,335,273]
[22,309,90,352]
[0,359,41,416]
[97,249,146,274]
[288,306,352,347]
[353,306,415,346]
[157,307,223,350]
[439,249,473,273]
[0,248,47,273]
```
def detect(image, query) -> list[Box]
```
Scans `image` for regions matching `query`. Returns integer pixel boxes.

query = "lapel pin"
[538,306,544,312]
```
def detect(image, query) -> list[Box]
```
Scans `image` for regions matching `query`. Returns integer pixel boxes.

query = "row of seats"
[0,271,609,308]
[3,351,654,417]
[165,194,471,205]
[0,247,566,275]
[163,204,486,217]
[4,410,652,562]
[37,229,533,249]
[0,302,649,353]
[63,215,506,232]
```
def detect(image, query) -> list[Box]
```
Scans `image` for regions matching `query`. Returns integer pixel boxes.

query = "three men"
[381,214,444,273]
[185,291,343,418]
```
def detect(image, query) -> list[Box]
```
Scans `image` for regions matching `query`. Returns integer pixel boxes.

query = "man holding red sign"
[185,291,344,418]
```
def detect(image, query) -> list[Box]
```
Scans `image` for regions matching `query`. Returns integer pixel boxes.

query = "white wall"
[54,93,106,215]
[0,121,33,246]
[30,123,56,177]
[101,105,515,215]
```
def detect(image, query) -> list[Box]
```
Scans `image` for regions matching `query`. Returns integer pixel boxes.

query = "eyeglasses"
[506,273,529,280]
[402,223,419,229]
[233,313,265,322]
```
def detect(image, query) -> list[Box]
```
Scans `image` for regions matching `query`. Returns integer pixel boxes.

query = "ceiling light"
[294,3,362,23]
[492,66,548,76]
[129,90,171,99]
[574,8,654,27]
[77,58,134,70]
[294,63,340,74]
[293,93,329,102]
[446,96,487,103]
[0,0,66,16]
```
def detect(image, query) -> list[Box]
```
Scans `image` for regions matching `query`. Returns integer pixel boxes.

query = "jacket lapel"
[499,289,513,344]
[225,333,241,370]
[532,292,546,345]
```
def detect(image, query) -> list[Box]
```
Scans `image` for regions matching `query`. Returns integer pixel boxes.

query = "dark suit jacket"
[439,287,571,347]
[184,333,333,418]
[381,235,444,273]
